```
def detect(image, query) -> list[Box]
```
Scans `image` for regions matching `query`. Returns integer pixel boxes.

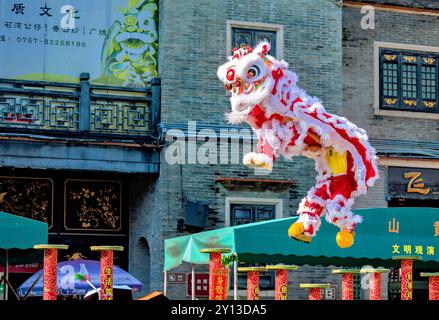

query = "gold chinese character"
[389,218,400,233]
[215,295,222,300]
[105,278,112,286]
[404,172,430,195]
[403,245,412,255]
[392,244,400,254]
[427,246,435,255]
[216,286,223,294]
[415,246,423,255]
[104,267,112,276]
[434,222,439,237]
[105,288,112,295]
[217,277,223,285]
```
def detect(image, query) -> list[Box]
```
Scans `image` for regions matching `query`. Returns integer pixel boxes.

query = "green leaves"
[221,254,238,267]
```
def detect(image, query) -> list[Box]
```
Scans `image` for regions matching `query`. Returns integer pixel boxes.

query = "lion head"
[217,42,278,118]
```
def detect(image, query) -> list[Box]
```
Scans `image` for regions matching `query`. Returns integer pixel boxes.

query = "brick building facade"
[1,0,438,300]
[131,0,346,300]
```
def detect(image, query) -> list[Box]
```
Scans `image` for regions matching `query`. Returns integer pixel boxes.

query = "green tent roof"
[164,207,439,271]
[0,211,48,250]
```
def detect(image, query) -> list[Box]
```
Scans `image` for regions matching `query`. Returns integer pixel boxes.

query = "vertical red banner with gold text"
[400,260,413,300]
[274,269,288,300]
[246,271,260,300]
[100,250,114,300]
[210,268,229,300]
[43,249,58,301]
[342,273,354,300]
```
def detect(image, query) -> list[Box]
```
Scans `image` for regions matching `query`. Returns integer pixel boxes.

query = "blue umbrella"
[17,259,143,297]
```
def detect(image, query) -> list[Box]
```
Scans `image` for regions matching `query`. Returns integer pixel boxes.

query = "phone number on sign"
[15,36,87,47]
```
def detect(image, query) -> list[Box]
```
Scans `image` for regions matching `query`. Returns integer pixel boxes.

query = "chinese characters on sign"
[168,273,186,284]
[11,3,25,15]
[388,217,400,234]
[392,244,435,256]
[210,269,229,300]
[404,172,430,195]
[187,273,209,297]
[10,3,79,28]
[0,0,159,87]
[388,167,439,199]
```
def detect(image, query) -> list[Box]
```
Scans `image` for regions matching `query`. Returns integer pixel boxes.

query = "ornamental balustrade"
[0,73,160,139]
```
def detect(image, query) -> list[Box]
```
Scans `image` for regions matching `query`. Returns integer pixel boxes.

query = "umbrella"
[17,259,143,297]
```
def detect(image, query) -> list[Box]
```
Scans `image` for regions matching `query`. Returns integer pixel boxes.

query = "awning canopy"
[164,207,439,271]
[0,211,48,265]
[0,211,48,250]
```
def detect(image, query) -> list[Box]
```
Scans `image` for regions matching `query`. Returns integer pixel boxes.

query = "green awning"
[0,211,48,250]
[164,207,439,271]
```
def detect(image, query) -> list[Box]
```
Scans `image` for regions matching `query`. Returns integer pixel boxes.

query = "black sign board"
[388,167,439,200]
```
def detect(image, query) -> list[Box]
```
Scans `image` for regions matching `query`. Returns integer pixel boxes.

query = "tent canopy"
[0,211,48,265]
[164,207,439,271]
[0,211,48,250]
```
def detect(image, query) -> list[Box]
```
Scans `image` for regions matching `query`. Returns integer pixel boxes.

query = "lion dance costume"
[217,42,379,248]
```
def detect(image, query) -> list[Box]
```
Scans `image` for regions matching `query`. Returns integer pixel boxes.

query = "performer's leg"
[288,184,328,242]
[325,175,360,248]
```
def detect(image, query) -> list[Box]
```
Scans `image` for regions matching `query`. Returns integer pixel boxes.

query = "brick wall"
[128,0,356,300]
[342,6,439,142]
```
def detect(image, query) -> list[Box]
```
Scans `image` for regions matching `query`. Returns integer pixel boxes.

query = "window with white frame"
[227,21,283,59]
[226,198,283,291]
[231,27,277,57]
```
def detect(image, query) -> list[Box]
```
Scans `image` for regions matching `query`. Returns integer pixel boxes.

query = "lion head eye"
[247,65,260,79]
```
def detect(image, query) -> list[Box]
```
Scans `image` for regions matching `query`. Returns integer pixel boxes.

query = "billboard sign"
[0,0,158,87]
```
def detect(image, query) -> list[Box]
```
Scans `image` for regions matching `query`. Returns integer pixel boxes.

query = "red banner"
[429,276,439,301]
[342,273,354,300]
[43,249,58,301]
[400,260,413,300]
[210,268,229,300]
[369,273,382,300]
[246,271,260,300]
[274,269,288,300]
[309,288,322,300]
[100,250,114,301]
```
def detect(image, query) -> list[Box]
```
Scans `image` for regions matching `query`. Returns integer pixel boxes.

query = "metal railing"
[0,74,161,140]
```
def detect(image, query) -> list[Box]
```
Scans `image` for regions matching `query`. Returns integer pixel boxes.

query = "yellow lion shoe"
[288,222,312,244]
[336,229,355,248]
